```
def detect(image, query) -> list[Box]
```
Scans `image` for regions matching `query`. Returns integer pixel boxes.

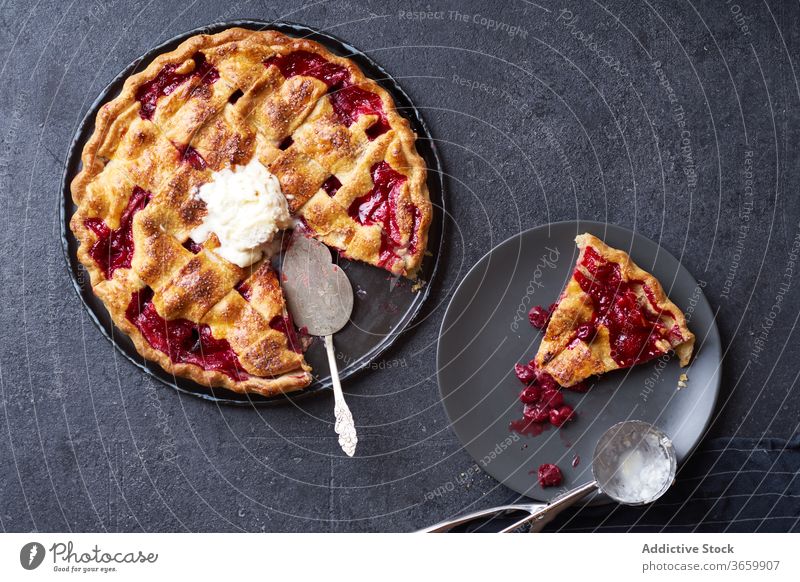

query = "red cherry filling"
[537,463,563,488]
[182,238,202,254]
[235,280,252,301]
[514,363,537,384]
[84,186,152,278]
[528,305,550,329]
[535,369,559,391]
[540,389,563,408]
[348,162,419,270]
[125,288,247,381]
[264,50,349,86]
[136,52,219,120]
[328,84,390,139]
[519,385,542,404]
[269,314,303,354]
[192,52,220,84]
[176,143,207,170]
[264,50,389,140]
[321,175,342,197]
[575,247,670,367]
[642,285,679,334]
[575,322,596,341]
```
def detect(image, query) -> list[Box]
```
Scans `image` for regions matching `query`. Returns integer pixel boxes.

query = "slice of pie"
[70,28,432,397]
[534,233,695,387]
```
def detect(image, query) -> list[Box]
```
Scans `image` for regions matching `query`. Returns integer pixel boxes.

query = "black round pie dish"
[60,20,446,405]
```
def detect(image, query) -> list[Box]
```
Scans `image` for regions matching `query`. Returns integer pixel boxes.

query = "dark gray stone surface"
[0,0,798,532]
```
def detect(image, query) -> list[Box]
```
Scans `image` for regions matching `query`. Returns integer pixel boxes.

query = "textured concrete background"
[1,0,798,532]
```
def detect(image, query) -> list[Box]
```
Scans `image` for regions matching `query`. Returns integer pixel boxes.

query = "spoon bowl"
[593,420,677,505]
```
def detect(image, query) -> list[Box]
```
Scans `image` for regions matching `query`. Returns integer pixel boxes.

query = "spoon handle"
[418,504,546,532]
[324,334,357,457]
[499,480,599,533]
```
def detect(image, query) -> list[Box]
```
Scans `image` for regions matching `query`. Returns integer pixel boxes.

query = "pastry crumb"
[677,373,689,390]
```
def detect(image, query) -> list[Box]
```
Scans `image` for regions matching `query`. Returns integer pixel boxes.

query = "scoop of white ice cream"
[190,158,292,268]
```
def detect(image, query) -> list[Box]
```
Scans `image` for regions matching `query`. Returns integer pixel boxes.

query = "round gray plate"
[437,221,721,502]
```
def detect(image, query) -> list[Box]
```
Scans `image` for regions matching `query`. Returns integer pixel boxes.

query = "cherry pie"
[534,234,695,387]
[70,28,432,396]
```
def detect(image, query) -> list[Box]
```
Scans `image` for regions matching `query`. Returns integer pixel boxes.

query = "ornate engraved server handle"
[325,334,357,456]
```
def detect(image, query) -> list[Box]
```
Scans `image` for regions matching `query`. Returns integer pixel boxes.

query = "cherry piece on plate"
[538,463,563,488]
[514,363,537,384]
[549,404,576,427]
[534,368,559,391]
[519,385,542,405]
[523,404,550,424]
[540,389,563,408]
[528,305,550,329]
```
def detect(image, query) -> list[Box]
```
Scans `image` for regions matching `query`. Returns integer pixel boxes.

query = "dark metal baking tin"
[60,20,446,405]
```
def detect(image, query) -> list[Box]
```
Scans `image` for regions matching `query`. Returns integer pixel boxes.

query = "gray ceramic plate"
[437,221,721,502]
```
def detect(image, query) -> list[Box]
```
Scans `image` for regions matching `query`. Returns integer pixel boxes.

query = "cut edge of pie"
[534,233,695,387]
[69,28,432,397]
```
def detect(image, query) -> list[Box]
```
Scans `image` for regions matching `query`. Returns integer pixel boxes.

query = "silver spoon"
[420,420,677,532]
[280,232,357,456]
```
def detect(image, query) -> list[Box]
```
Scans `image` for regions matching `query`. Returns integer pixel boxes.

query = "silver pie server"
[280,231,357,456]
[420,420,677,532]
